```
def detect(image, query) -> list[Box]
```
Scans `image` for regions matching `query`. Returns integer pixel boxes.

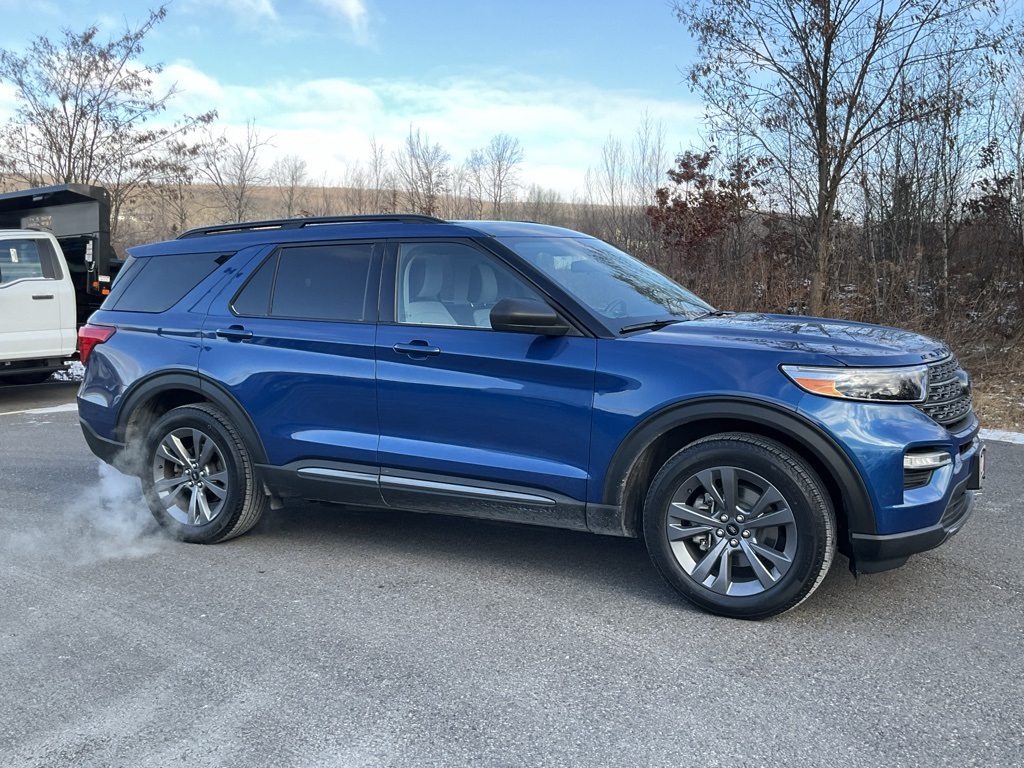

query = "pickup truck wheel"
[643,433,835,619]
[141,403,266,543]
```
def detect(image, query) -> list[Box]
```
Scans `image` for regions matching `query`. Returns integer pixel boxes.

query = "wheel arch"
[116,371,269,470]
[596,397,875,548]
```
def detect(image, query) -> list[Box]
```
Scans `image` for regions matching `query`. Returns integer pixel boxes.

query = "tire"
[643,433,835,619]
[140,403,267,543]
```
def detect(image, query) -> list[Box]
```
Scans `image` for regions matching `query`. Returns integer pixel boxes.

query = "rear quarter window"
[105,252,232,313]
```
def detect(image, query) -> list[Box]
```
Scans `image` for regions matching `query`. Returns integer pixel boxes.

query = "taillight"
[78,324,116,365]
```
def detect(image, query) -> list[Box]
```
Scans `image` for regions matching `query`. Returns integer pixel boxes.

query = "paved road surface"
[1,384,1021,767]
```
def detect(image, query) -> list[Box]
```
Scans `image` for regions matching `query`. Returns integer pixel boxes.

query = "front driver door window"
[396,241,542,329]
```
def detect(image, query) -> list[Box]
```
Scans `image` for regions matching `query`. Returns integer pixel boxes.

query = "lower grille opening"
[904,468,934,491]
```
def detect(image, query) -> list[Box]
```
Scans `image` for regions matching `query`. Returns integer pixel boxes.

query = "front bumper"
[850,441,984,573]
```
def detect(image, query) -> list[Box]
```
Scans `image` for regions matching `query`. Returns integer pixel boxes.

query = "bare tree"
[366,136,390,213]
[392,127,451,215]
[0,5,215,242]
[342,163,371,214]
[484,133,524,218]
[677,0,1015,315]
[628,114,668,210]
[143,139,205,239]
[269,154,308,218]
[197,120,272,223]
[522,183,565,226]
[463,149,488,219]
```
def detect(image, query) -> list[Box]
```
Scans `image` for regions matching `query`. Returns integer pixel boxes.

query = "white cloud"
[312,0,371,44]
[0,81,19,115]
[164,66,703,195]
[219,0,278,20]
[159,62,227,105]
[5,60,702,198]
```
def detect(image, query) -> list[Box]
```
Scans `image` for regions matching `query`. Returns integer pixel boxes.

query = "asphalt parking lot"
[1,381,1022,767]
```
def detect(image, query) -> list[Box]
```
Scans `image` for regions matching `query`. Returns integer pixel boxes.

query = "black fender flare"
[116,370,269,465]
[599,396,876,537]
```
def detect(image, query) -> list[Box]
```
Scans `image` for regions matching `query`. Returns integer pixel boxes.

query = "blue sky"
[0,0,704,195]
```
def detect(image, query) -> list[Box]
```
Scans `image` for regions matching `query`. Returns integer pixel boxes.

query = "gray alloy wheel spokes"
[666,466,798,597]
[152,427,229,526]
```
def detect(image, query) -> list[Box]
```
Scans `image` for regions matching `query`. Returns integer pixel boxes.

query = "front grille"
[915,355,973,430]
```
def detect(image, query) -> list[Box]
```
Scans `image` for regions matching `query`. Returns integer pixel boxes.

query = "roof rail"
[176,213,447,239]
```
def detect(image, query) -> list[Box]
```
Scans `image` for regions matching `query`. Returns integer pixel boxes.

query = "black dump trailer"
[0,184,118,324]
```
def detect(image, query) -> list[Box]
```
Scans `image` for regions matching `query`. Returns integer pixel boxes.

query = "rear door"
[0,234,72,361]
[374,239,597,526]
[200,240,383,502]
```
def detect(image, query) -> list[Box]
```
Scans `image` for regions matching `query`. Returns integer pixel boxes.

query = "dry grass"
[968,345,1024,432]
[972,386,1024,432]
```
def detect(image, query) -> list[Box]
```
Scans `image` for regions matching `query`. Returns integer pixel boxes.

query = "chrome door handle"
[216,327,253,341]
[392,341,441,357]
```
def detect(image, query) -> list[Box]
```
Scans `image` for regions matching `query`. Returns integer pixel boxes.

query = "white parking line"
[0,402,78,417]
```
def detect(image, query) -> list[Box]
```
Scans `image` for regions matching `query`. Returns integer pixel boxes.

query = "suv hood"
[649,313,950,367]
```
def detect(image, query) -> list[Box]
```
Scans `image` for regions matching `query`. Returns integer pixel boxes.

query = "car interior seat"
[402,251,458,326]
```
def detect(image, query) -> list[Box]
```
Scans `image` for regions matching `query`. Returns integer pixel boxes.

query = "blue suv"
[77,216,984,618]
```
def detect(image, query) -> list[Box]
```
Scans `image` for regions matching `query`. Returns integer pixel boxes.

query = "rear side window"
[232,243,375,322]
[108,252,229,313]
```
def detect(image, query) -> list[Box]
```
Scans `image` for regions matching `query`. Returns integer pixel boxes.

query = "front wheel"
[141,403,266,543]
[643,433,835,619]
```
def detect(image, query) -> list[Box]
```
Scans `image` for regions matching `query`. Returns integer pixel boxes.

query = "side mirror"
[490,297,570,336]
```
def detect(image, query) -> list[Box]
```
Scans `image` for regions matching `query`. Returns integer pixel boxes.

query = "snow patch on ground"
[20,402,79,415]
[50,361,85,382]
[979,428,1024,445]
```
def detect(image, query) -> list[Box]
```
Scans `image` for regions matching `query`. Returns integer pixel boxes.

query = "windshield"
[497,236,712,325]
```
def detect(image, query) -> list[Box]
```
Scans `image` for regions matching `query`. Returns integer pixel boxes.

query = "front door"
[375,239,597,527]
[0,235,70,361]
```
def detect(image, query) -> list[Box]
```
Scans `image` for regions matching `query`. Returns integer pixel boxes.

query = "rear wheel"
[141,403,266,543]
[643,433,835,619]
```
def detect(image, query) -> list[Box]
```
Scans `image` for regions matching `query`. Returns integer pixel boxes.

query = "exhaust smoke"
[1,460,168,565]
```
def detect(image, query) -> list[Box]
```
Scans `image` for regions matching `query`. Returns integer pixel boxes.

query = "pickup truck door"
[0,235,75,361]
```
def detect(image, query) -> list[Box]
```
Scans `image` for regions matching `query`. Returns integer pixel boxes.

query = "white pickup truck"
[0,229,77,384]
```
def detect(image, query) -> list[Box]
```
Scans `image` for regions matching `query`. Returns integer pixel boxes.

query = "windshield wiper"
[619,318,686,334]
[692,310,737,320]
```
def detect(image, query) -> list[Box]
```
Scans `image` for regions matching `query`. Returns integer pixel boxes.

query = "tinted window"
[0,238,48,285]
[101,255,140,308]
[231,253,278,317]
[110,252,228,313]
[269,244,374,322]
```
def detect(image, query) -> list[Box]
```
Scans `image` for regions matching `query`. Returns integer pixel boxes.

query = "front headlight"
[781,364,928,403]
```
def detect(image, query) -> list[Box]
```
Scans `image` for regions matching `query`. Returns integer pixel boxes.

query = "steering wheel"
[603,297,628,317]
